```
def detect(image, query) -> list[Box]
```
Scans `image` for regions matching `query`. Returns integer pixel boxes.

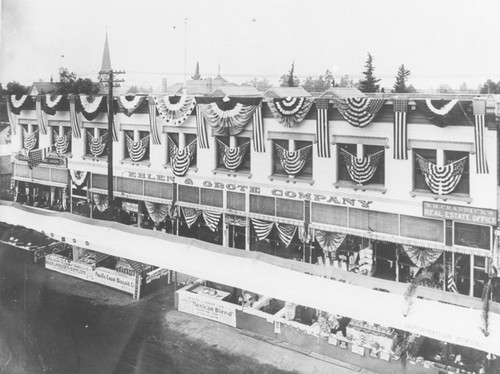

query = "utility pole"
[99,68,125,220]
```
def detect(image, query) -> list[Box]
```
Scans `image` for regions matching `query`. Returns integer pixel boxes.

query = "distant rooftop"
[320,87,366,99]
[28,82,58,96]
[166,74,240,96]
[264,87,311,98]
[211,86,261,97]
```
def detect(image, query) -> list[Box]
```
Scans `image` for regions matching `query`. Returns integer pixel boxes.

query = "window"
[413,148,436,191]
[85,128,108,158]
[454,222,490,250]
[21,124,39,151]
[338,143,385,186]
[124,130,150,162]
[51,125,72,156]
[445,150,469,194]
[166,132,197,168]
[216,136,251,172]
[273,139,313,179]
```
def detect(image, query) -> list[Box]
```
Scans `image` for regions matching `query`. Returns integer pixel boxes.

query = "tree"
[393,64,411,93]
[279,62,300,87]
[358,53,381,93]
[302,70,336,93]
[243,77,271,92]
[339,75,354,88]
[479,79,500,94]
[437,84,454,94]
[6,81,29,95]
[55,67,101,95]
[126,85,152,94]
[191,61,201,80]
[459,82,468,91]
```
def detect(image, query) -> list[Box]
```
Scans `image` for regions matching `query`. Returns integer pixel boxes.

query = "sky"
[1,0,500,91]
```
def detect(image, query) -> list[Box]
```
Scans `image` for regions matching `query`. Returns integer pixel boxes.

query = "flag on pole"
[315,98,330,158]
[393,98,408,160]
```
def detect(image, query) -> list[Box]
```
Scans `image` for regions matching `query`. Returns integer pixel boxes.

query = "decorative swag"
[93,193,108,212]
[53,130,71,155]
[9,94,31,115]
[333,97,385,128]
[416,99,463,127]
[416,154,467,195]
[401,245,442,269]
[77,95,107,121]
[125,134,150,162]
[23,129,39,151]
[315,230,346,254]
[116,95,147,116]
[266,97,314,127]
[274,143,312,176]
[144,202,171,225]
[196,96,261,136]
[87,131,108,157]
[69,170,87,187]
[217,139,250,171]
[43,95,67,115]
[339,148,384,184]
[251,218,297,248]
[181,207,221,232]
[167,135,197,177]
[154,91,196,126]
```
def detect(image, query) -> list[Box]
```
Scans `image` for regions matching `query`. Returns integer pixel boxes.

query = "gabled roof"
[211,86,261,97]
[320,87,366,99]
[28,82,57,96]
[264,87,311,98]
[166,75,240,96]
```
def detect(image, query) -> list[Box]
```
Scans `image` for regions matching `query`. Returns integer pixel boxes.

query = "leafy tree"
[302,70,336,93]
[358,53,380,93]
[243,77,271,92]
[279,62,300,87]
[393,64,411,93]
[437,83,454,94]
[338,75,354,87]
[191,61,202,80]
[459,82,468,91]
[479,79,500,94]
[6,81,29,95]
[55,67,101,95]
[126,85,152,94]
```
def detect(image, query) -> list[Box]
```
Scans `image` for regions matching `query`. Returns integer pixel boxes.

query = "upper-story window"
[51,125,72,156]
[85,128,108,159]
[216,135,251,173]
[273,139,313,179]
[338,143,385,186]
[21,124,39,151]
[124,130,150,163]
[166,132,197,176]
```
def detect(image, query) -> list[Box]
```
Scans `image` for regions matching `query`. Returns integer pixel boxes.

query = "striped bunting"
[181,207,200,228]
[148,97,162,145]
[251,219,274,241]
[416,154,467,195]
[168,136,197,177]
[154,91,196,126]
[275,143,312,176]
[252,104,265,152]
[126,134,150,162]
[116,95,147,116]
[315,230,346,254]
[333,97,385,128]
[473,100,489,174]
[9,94,30,115]
[315,98,330,158]
[5,99,17,135]
[217,139,249,171]
[35,96,48,135]
[53,130,71,155]
[43,94,64,115]
[78,95,105,121]
[69,170,87,187]
[276,223,297,248]
[416,99,461,127]
[93,193,109,212]
[267,97,313,128]
[446,271,458,293]
[69,95,82,138]
[144,202,171,224]
[393,98,408,160]
[23,129,38,151]
[339,148,384,184]
[202,210,221,232]
[87,131,108,157]
[196,106,209,149]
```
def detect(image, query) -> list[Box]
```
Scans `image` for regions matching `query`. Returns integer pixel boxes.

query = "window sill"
[162,164,198,173]
[212,168,252,179]
[334,180,387,194]
[82,155,108,162]
[410,190,472,204]
[49,152,72,159]
[121,159,151,167]
[268,174,314,185]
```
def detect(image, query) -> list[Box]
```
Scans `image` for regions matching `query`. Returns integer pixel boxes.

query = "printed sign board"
[177,290,238,327]
[94,267,136,294]
[45,254,94,281]
[423,202,497,226]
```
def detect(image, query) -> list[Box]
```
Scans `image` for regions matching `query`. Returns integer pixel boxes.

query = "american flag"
[315,98,330,158]
[26,145,52,169]
[252,104,265,152]
[393,98,408,160]
[473,100,489,174]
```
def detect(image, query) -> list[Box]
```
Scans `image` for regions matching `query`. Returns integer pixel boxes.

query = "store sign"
[122,201,139,213]
[423,202,497,226]
[45,254,94,281]
[177,290,238,327]
[94,267,136,295]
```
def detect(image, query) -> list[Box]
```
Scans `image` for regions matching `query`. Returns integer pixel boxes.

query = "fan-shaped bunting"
[69,170,87,187]
[9,95,30,115]
[116,95,147,116]
[401,245,443,269]
[416,154,467,195]
[333,97,385,128]
[53,130,71,155]
[339,148,384,184]
[181,207,200,228]
[154,91,196,126]
[267,97,314,128]
[43,95,66,115]
[416,99,462,127]
[144,202,171,224]
[276,223,297,248]
[78,95,106,121]
[126,134,150,162]
[87,131,108,157]
[168,136,197,176]
[275,143,312,176]
[217,139,250,171]
[315,230,346,254]
[23,129,39,151]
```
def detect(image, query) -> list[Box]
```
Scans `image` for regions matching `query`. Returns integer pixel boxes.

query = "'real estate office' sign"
[423,202,497,226]
[177,290,239,327]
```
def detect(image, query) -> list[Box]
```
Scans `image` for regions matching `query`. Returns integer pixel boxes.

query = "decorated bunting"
[116,95,147,116]
[125,134,150,162]
[267,97,314,128]
[416,99,462,127]
[23,129,39,151]
[333,97,385,128]
[251,219,274,241]
[315,98,330,158]
[43,94,66,115]
[416,154,467,195]
[87,131,108,157]
[473,100,489,174]
[144,202,171,224]
[154,90,196,126]
[69,95,82,138]
[93,193,108,212]
[225,215,247,227]
[53,130,71,155]
[340,148,384,184]
[251,219,297,247]
[69,170,87,187]
[393,98,408,160]
[148,97,162,145]
[35,96,48,135]
[202,211,221,232]
[168,136,197,176]
[5,98,17,135]
[9,94,30,115]
[275,143,312,176]
[252,104,265,152]
[276,223,297,248]
[196,105,209,149]
[401,245,442,269]
[315,230,346,254]
[217,139,250,171]
[196,96,261,135]
[181,207,200,228]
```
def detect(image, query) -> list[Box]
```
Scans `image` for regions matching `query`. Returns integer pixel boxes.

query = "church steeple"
[101,32,112,72]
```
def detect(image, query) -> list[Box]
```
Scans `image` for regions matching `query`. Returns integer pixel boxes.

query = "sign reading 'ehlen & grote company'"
[422,202,497,226]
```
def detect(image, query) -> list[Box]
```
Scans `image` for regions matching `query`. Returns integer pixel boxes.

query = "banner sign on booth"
[177,290,238,327]
[45,254,94,281]
[94,267,136,294]
[423,202,497,226]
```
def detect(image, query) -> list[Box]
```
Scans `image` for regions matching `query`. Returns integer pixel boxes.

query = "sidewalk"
[164,309,380,374]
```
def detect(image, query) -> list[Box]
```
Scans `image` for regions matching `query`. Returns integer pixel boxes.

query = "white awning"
[1,202,499,355]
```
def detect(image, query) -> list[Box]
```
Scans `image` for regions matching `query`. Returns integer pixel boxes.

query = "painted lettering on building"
[423,202,497,226]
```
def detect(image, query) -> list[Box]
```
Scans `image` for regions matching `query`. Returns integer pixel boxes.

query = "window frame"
[215,134,252,174]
